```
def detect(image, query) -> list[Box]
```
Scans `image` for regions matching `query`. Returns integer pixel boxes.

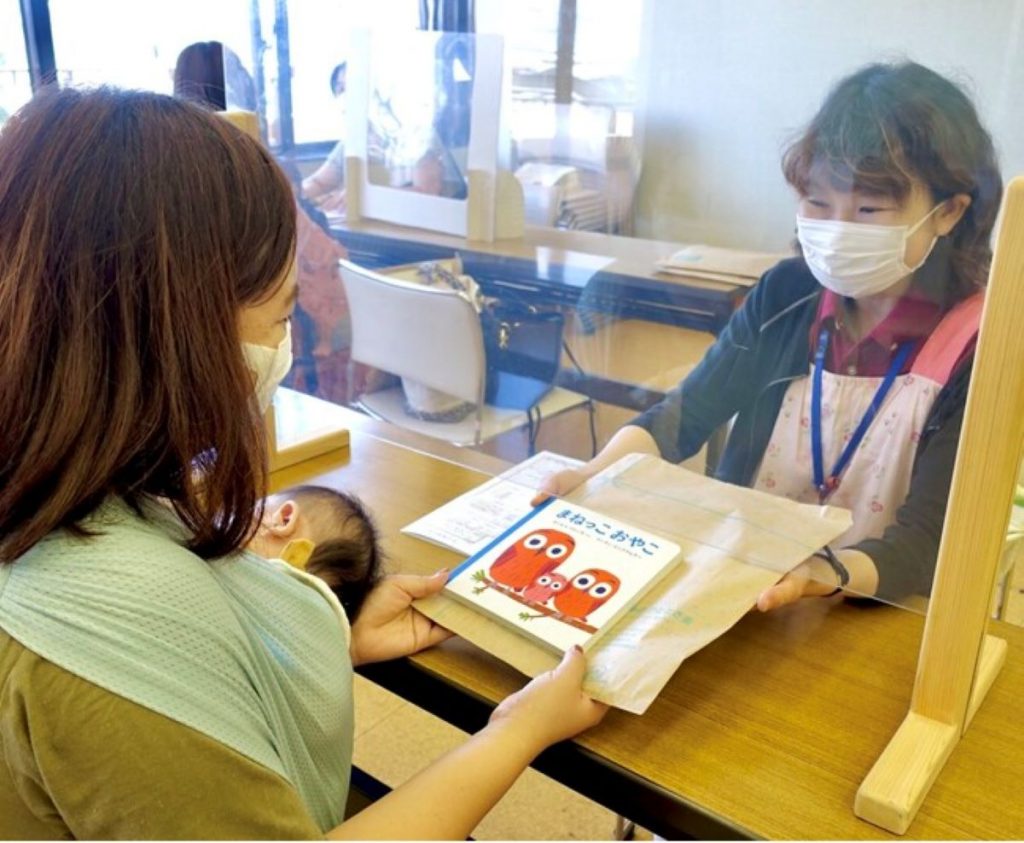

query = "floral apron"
[754,294,982,547]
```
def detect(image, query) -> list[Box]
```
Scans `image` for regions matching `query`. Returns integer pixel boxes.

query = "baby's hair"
[782,61,1003,303]
[288,485,383,619]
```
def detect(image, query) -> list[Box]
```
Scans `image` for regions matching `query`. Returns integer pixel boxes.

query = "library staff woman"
[540,62,1001,610]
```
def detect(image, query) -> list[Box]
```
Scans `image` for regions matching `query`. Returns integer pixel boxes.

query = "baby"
[249,485,383,620]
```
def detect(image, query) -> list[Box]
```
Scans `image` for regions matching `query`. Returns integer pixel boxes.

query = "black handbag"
[481,302,565,410]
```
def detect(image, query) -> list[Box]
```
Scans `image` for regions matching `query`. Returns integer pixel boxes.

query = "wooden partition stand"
[265,404,349,473]
[855,177,1024,833]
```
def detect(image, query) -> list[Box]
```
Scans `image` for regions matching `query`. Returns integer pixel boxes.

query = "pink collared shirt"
[809,289,947,376]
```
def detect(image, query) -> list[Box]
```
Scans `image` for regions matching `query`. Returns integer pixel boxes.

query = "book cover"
[401,450,583,556]
[444,498,682,653]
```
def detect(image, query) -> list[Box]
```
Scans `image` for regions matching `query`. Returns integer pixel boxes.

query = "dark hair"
[292,486,383,619]
[0,87,297,562]
[174,41,257,111]
[329,62,347,97]
[782,61,1002,301]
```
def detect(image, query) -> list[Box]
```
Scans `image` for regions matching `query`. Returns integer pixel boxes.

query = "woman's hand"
[317,189,347,214]
[488,647,608,752]
[350,570,454,666]
[529,467,592,507]
[755,555,841,612]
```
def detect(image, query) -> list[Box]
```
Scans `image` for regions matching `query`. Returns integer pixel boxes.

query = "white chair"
[338,259,591,448]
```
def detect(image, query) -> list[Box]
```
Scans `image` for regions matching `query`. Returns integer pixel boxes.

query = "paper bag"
[414,454,852,713]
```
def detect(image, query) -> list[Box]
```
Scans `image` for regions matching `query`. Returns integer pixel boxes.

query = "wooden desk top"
[330,218,752,334]
[276,399,1024,840]
[334,217,744,293]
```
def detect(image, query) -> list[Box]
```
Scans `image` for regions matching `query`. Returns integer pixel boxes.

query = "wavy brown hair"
[0,87,296,562]
[782,61,1003,302]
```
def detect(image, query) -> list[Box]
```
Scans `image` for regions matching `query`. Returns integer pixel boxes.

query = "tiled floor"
[352,674,653,841]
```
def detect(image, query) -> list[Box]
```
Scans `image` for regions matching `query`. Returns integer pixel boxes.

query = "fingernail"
[573,644,583,654]
[435,567,450,576]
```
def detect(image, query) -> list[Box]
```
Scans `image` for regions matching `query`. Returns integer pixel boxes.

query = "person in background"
[0,87,606,839]
[173,40,256,112]
[250,484,383,621]
[173,46,371,408]
[538,61,1002,611]
[329,62,348,99]
[303,61,349,213]
[410,149,446,195]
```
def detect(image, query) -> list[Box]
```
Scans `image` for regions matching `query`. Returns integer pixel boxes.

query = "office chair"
[338,259,590,449]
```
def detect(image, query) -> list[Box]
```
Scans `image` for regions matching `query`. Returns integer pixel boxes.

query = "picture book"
[443,497,682,653]
[402,450,583,556]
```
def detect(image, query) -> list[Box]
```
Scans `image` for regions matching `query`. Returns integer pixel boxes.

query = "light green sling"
[0,498,353,832]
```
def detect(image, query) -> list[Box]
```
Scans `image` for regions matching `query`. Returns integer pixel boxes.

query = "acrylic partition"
[254,1,1024,639]
[342,28,508,239]
[211,2,1024,831]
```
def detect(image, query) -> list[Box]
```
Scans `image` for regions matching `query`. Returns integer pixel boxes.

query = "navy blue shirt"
[631,257,972,603]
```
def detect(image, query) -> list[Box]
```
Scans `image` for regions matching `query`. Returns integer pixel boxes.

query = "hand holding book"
[488,646,608,750]
[350,569,454,666]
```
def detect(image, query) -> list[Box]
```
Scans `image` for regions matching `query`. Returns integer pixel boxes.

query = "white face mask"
[796,204,942,298]
[242,321,293,413]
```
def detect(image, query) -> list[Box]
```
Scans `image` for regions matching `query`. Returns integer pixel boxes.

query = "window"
[0,0,32,125]
[283,0,420,146]
[47,0,252,94]
[477,0,645,233]
[477,0,642,134]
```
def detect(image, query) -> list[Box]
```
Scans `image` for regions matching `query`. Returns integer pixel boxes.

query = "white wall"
[633,0,1024,251]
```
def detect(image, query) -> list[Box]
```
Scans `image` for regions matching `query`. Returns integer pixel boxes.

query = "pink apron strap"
[911,292,984,385]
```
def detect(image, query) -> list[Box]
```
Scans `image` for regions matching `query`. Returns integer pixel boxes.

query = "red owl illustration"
[522,572,568,605]
[553,568,621,621]
[488,529,575,592]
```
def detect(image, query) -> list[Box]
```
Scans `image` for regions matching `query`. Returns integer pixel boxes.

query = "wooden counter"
[328,218,750,333]
[274,394,1024,840]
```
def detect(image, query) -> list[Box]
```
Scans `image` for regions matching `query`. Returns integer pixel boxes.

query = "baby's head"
[251,485,383,619]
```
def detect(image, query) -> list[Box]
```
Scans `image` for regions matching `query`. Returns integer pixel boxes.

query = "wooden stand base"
[855,633,1006,833]
[266,403,350,472]
[966,634,1007,728]
[269,428,351,471]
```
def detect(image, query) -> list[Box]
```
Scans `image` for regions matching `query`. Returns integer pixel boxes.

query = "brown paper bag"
[415,454,851,713]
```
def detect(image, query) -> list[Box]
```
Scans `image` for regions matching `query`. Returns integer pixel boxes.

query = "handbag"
[482,301,565,410]
[399,258,483,422]
[402,259,564,415]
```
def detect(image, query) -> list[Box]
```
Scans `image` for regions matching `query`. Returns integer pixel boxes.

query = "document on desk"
[655,244,790,286]
[401,450,583,556]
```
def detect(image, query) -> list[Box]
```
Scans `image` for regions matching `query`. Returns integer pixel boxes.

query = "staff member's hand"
[529,468,591,507]
[755,555,842,611]
[350,570,454,666]
[317,188,347,214]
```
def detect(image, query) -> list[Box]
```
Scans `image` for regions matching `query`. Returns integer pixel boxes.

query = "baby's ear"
[266,499,301,537]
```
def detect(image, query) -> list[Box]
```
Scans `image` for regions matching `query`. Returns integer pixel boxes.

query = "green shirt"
[0,633,324,839]
[0,499,353,838]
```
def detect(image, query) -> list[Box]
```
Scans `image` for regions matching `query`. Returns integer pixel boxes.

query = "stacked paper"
[556,188,607,231]
[656,244,791,286]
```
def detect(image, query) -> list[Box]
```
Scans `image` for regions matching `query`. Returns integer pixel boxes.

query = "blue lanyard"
[811,326,914,503]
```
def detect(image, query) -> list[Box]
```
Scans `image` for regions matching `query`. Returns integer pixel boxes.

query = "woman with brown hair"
[539,61,1003,610]
[0,87,604,839]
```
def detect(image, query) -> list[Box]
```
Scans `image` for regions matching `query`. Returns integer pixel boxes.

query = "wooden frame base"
[966,634,1007,728]
[855,634,1006,833]
[855,177,1024,834]
[266,404,350,472]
